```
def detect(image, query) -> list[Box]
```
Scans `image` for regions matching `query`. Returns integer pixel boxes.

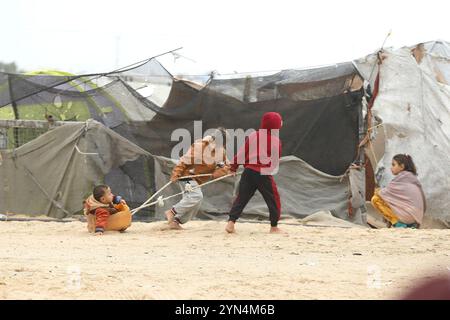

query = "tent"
[0,119,149,218]
[0,56,370,225]
[355,40,450,227]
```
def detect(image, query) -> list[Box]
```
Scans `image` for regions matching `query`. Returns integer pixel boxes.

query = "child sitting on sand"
[371,154,426,228]
[83,185,131,235]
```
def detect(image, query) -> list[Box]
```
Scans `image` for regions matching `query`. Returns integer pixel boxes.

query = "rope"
[74,145,99,156]
[367,123,384,132]
[21,164,71,216]
[130,173,217,214]
[0,47,183,109]
[130,172,241,215]
[130,180,172,215]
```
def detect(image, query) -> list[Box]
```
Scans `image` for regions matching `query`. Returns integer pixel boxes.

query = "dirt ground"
[1,219,449,299]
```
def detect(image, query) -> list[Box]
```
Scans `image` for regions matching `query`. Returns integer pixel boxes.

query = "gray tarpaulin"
[0,120,149,218]
[154,155,366,225]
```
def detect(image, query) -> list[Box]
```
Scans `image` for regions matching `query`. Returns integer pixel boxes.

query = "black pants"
[229,168,281,227]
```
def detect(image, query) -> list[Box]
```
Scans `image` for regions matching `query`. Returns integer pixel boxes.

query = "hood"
[260,112,282,130]
[83,195,109,215]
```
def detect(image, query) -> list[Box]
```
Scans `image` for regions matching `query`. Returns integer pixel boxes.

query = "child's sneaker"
[393,222,418,228]
[393,222,408,228]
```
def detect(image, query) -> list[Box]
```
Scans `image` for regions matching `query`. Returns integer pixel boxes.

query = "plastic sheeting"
[0,120,149,218]
[355,41,450,225]
[154,155,367,225]
[0,60,366,224]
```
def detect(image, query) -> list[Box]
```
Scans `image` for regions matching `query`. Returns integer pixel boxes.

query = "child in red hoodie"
[226,112,283,234]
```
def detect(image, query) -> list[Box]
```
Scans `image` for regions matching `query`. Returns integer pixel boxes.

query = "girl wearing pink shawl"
[371,154,426,228]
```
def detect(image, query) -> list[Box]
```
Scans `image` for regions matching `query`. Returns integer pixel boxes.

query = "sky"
[1,0,448,76]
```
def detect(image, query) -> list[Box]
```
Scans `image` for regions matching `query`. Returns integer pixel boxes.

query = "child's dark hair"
[393,154,417,175]
[93,185,110,201]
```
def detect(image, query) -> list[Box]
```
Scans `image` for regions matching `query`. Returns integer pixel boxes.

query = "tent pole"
[7,76,20,148]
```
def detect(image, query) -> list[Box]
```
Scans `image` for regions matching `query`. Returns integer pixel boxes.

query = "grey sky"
[2,0,448,75]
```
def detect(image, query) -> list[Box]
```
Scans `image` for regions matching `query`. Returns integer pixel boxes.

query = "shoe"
[393,222,418,228]
[393,222,408,228]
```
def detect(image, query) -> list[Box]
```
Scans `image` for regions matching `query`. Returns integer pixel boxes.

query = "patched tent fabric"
[0,120,149,218]
[355,40,450,226]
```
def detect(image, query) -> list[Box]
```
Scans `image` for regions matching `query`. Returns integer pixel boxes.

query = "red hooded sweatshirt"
[231,112,282,174]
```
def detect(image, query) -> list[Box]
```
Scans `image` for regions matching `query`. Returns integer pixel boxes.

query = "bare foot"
[270,227,285,234]
[165,210,175,223]
[168,220,183,230]
[225,221,235,233]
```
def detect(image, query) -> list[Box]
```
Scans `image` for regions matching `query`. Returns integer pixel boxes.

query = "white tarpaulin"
[355,40,450,226]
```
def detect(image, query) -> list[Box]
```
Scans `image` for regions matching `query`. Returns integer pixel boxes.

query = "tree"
[0,61,21,73]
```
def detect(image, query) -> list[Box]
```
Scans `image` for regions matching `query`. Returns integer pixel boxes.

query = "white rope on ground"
[130,172,241,215]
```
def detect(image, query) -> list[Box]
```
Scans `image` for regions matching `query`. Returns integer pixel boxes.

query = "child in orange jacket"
[84,185,130,235]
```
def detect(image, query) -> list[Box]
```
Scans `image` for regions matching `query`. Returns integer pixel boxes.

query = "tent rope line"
[0,47,183,109]
[20,163,71,216]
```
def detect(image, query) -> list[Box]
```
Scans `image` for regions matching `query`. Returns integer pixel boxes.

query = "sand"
[1,219,449,300]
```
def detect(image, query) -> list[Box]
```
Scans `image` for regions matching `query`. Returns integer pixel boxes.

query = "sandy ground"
[1,219,449,300]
